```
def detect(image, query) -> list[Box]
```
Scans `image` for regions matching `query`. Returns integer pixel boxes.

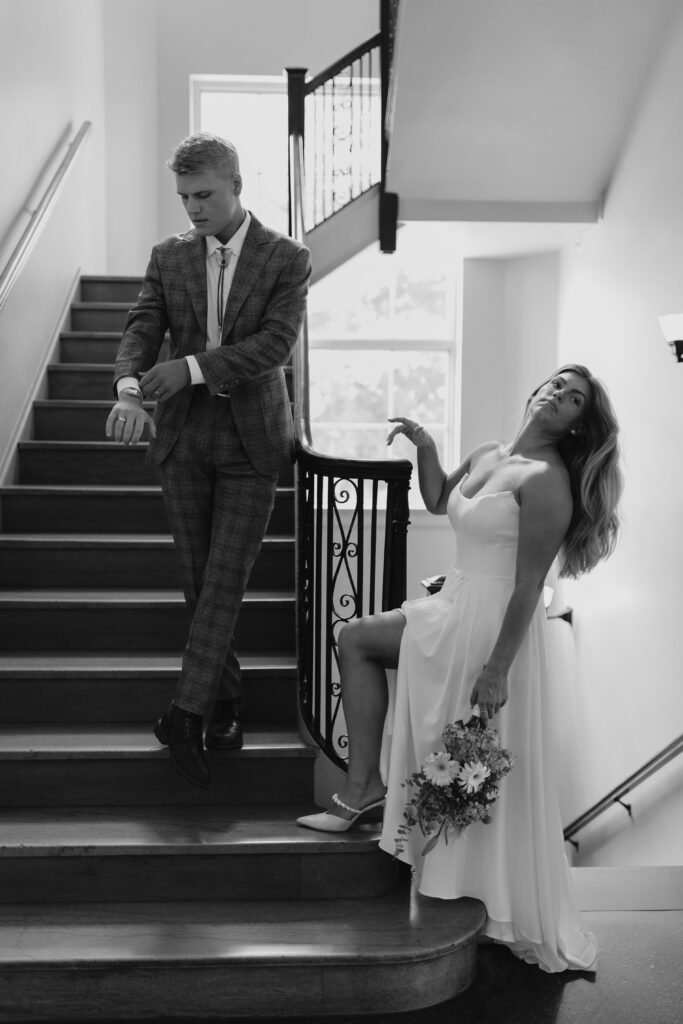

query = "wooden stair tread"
[0,483,162,494]
[34,399,155,408]
[80,275,142,283]
[48,362,119,371]
[0,483,294,495]
[0,589,294,605]
[70,301,133,310]
[0,724,311,758]
[19,439,151,450]
[0,652,296,675]
[0,534,293,548]
[60,331,124,339]
[0,805,381,855]
[0,890,485,965]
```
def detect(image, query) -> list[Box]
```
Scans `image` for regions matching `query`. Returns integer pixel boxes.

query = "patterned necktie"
[216,247,231,330]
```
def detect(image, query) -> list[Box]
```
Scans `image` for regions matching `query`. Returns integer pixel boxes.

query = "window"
[191,74,289,233]
[308,224,457,484]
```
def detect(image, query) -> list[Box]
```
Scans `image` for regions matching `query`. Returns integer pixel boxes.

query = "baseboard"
[0,268,80,486]
[573,866,683,910]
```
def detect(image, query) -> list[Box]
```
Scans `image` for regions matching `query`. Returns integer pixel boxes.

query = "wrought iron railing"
[563,733,683,847]
[287,0,399,249]
[288,25,411,769]
[295,452,410,768]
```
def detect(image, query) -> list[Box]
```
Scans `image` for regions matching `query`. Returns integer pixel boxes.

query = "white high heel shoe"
[296,792,386,833]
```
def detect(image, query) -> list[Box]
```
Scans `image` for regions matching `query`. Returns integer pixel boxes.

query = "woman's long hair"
[530,364,623,578]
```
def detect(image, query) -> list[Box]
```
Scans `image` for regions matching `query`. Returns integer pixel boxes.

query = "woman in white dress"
[297,364,622,972]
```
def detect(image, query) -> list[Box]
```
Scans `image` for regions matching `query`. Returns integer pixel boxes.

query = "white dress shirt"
[116,211,252,396]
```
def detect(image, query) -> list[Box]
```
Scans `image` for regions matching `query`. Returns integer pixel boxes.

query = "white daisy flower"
[457,761,491,794]
[422,751,459,788]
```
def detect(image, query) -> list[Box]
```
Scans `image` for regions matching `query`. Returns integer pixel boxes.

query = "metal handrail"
[0,121,92,314]
[564,733,683,843]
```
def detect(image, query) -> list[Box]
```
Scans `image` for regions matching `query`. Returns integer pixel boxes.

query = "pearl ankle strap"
[332,793,362,815]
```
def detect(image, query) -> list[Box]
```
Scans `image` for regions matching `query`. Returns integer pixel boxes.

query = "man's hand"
[105,396,156,445]
[140,359,190,402]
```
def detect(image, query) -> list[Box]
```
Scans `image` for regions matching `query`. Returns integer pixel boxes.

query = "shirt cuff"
[116,376,141,397]
[186,355,205,385]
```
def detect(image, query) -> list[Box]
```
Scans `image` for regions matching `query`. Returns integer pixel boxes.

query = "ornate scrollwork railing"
[295,451,410,768]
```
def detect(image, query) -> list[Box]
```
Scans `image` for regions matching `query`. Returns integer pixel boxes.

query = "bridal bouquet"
[394,717,514,857]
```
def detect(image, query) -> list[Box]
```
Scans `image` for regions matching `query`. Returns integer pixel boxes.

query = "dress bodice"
[447,480,520,581]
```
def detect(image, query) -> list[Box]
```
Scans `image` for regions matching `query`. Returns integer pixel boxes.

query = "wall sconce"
[658,314,683,362]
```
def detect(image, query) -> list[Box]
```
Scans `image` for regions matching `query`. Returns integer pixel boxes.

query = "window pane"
[308,224,455,341]
[310,351,388,423]
[199,89,288,233]
[394,269,450,339]
[311,425,390,461]
[392,351,449,424]
[310,349,450,463]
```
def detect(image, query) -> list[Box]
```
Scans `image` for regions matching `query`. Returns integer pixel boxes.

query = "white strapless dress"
[378,481,597,973]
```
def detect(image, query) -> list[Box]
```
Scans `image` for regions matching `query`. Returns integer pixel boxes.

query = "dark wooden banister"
[564,733,683,844]
[305,33,382,94]
[0,121,92,314]
[288,41,411,768]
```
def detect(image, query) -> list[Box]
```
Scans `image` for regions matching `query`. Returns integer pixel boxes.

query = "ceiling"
[387,0,675,239]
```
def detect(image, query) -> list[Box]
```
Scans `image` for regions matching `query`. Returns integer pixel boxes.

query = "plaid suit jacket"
[114,214,311,475]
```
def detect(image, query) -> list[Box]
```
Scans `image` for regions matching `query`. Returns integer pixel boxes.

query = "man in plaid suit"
[106,133,310,787]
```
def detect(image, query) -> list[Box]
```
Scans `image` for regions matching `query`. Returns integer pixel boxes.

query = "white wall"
[553,1,683,865]
[459,251,561,456]
[0,0,107,479]
[102,0,158,275]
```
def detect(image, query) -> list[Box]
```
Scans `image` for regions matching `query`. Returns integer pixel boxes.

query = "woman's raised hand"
[387,417,433,448]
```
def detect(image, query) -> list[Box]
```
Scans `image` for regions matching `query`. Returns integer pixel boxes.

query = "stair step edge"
[0,806,379,856]
[0,653,296,676]
[0,893,486,966]
[0,589,294,603]
[0,534,293,547]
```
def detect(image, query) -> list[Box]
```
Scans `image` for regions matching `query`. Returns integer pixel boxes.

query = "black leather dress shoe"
[205,698,243,750]
[153,704,212,788]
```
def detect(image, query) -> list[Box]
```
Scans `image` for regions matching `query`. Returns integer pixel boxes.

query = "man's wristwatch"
[120,386,143,404]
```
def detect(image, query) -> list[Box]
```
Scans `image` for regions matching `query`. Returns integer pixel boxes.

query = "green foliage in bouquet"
[395,717,514,857]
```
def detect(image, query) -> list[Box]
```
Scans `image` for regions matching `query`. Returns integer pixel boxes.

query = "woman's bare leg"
[330,609,405,820]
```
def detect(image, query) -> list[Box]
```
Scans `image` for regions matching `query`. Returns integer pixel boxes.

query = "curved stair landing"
[0,889,485,1021]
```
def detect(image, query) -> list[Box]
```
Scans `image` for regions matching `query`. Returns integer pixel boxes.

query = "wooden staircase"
[0,276,485,1021]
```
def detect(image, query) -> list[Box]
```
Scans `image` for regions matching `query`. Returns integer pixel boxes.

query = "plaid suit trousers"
[159,387,278,715]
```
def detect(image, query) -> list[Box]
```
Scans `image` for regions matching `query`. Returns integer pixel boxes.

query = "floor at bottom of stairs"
[20,910,682,1024]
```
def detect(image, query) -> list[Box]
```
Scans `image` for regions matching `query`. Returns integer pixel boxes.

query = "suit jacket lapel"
[221,215,271,341]
[183,233,207,342]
